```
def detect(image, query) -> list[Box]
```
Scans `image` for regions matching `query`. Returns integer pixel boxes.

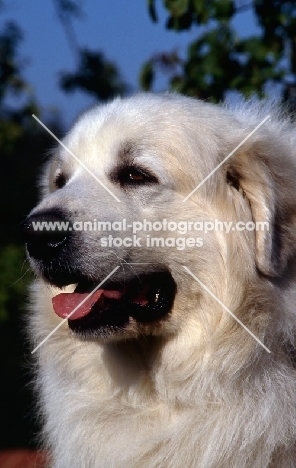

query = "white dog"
[24,93,296,467]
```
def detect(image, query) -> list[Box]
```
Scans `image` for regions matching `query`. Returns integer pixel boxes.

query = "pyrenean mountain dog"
[24,93,296,467]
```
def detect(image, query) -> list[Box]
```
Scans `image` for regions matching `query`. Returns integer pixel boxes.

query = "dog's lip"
[51,272,176,331]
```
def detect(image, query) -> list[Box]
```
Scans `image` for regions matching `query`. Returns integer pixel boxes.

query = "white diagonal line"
[32,114,121,203]
[182,115,271,203]
[182,266,271,353]
[31,266,120,354]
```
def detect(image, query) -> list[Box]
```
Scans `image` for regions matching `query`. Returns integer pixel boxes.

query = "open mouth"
[52,272,176,336]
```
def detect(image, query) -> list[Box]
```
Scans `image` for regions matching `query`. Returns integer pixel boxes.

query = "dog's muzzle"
[22,210,71,261]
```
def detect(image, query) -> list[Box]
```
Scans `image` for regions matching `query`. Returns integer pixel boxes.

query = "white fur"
[28,94,296,467]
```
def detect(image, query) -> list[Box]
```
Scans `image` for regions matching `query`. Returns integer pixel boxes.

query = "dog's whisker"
[11,268,31,286]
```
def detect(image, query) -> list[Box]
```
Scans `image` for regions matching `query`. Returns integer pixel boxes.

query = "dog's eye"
[115,166,158,186]
[128,169,146,181]
[55,173,67,189]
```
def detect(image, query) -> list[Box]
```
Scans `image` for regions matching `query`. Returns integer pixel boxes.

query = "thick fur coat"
[26,94,296,467]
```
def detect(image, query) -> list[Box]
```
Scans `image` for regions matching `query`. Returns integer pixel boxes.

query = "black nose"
[23,210,72,260]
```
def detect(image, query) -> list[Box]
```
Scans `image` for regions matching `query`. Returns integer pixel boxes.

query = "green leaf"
[139,61,155,91]
[0,245,29,322]
[166,11,192,30]
[192,0,212,23]
[144,0,296,105]
[60,49,127,100]
[164,0,189,17]
[215,0,234,21]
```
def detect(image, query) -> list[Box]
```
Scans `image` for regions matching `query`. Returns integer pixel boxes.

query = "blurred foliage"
[142,0,296,103]
[0,16,60,450]
[55,0,128,100]
[0,244,30,321]
[61,49,128,100]
[0,22,39,152]
[0,20,61,329]
[0,22,24,100]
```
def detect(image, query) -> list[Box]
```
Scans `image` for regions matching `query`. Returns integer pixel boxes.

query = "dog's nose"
[23,211,71,260]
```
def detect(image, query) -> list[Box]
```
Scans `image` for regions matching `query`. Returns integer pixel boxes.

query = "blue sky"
[1,0,258,127]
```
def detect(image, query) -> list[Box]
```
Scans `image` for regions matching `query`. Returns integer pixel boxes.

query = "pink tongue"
[52,289,122,320]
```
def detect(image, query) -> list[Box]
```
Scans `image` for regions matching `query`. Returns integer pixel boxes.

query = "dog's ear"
[226,136,296,277]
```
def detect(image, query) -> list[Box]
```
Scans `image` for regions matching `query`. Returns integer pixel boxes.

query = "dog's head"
[24,94,296,346]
